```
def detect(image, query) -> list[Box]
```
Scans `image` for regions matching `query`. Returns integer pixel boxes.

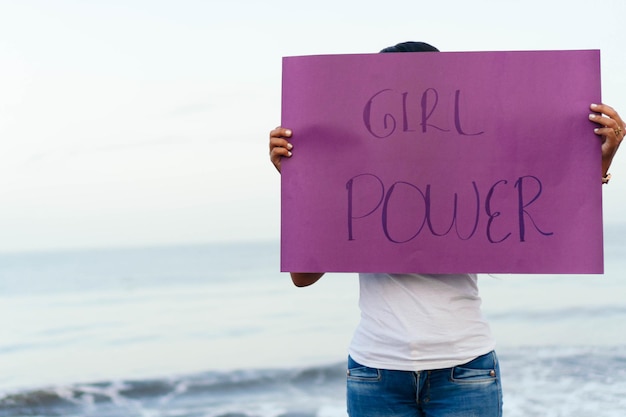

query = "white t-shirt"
[348,273,496,371]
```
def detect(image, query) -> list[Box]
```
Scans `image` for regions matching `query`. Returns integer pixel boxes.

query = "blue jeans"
[347,351,502,417]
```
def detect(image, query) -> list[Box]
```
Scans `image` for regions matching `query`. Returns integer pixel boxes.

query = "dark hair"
[380,41,439,53]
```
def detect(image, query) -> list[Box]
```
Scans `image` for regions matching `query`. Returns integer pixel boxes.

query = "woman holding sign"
[269,41,624,417]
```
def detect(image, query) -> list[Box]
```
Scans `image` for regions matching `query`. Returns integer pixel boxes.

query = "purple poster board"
[281,50,603,274]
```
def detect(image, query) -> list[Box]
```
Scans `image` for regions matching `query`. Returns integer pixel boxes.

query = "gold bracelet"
[602,173,611,184]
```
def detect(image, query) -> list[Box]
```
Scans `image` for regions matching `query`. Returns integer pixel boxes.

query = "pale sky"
[0,0,625,253]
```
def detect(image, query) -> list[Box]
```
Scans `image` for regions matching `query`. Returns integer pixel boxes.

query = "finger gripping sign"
[280,50,603,274]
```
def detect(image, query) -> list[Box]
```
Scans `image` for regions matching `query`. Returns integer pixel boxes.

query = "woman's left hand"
[589,103,624,181]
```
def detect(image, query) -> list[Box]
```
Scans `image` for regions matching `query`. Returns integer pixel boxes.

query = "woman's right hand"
[270,127,325,286]
[269,126,293,173]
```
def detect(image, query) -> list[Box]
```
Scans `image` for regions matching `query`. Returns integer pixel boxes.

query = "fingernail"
[594,128,600,133]
[285,129,292,136]
[589,113,597,119]
[287,151,292,157]
[287,143,293,150]
[590,103,598,109]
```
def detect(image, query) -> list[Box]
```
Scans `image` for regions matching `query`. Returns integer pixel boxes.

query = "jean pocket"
[347,357,381,381]
[450,351,498,384]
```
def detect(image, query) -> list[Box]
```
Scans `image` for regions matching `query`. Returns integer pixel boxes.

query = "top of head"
[380,41,439,53]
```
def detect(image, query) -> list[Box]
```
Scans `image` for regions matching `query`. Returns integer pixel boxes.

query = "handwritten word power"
[346,173,553,244]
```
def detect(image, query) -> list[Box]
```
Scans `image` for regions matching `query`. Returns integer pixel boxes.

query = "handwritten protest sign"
[281,50,603,274]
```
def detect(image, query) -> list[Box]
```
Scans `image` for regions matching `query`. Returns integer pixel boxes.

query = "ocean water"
[1,239,625,417]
